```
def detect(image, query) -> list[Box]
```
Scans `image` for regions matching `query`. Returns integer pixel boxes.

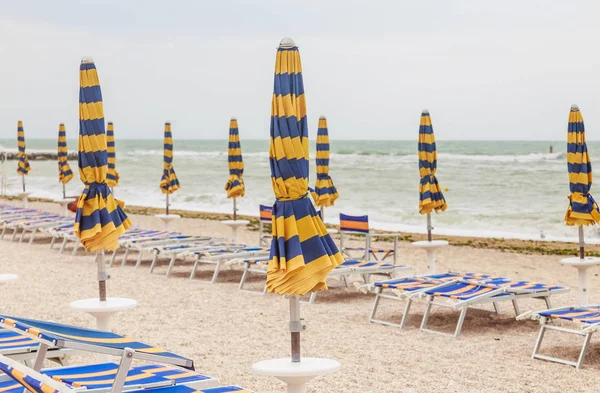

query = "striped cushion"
[538,306,600,324]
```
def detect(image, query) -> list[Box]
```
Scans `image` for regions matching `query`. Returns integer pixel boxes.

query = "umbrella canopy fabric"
[74,57,131,252]
[266,39,343,296]
[224,118,245,198]
[106,122,119,187]
[418,110,447,214]
[312,116,339,207]
[160,122,180,194]
[565,105,600,226]
[57,123,74,184]
[16,121,31,176]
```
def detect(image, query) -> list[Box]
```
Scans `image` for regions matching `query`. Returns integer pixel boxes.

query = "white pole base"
[252,357,340,393]
[410,240,449,274]
[18,192,31,208]
[70,297,137,362]
[0,274,18,284]
[560,257,600,305]
[155,214,181,231]
[220,219,249,243]
[54,198,75,216]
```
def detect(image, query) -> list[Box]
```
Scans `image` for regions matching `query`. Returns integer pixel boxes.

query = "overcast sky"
[1,1,599,140]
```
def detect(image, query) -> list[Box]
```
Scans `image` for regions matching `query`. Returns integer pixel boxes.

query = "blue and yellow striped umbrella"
[565,105,600,226]
[106,122,119,188]
[16,121,31,177]
[224,118,245,199]
[74,57,131,252]
[267,38,343,296]
[313,116,339,207]
[160,122,180,194]
[418,110,447,215]
[57,123,74,185]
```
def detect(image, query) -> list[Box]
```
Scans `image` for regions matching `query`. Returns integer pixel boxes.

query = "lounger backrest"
[339,213,369,234]
[0,316,194,370]
[259,205,272,223]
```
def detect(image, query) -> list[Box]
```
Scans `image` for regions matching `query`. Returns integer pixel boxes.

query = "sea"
[0,139,597,243]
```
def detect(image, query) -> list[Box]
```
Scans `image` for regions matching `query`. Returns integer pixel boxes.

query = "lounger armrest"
[516,311,534,321]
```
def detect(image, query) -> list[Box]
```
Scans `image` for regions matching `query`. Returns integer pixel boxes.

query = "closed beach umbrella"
[313,116,339,212]
[224,117,244,220]
[418,109,447,241]
[74,57,131,300]
[106,122,119,188]
[16,121,31,192]
[268,37,343,361]
[160,122,180,215]
[57,123,74,198]
[565,105,600,258]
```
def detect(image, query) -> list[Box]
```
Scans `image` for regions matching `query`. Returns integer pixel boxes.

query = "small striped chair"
[523,305,600,368]
[339,213,401,263]
[258,204,273,246]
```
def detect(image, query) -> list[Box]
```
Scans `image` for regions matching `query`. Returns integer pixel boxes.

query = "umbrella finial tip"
[81,56,94,63]
[571,104,579,111]
[422,109,430,114]
[230,117,237,121]
[279,37,296,48]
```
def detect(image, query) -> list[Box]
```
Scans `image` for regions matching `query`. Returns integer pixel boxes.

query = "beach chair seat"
[189,246,270,284]
[16,217,73,245]
[339,213,402,263]
[522,305,600,368]
[258,204,273,246]
[123,235,212,268]
[418,278,568,337]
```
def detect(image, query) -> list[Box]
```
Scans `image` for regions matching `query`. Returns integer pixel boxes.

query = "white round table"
[154,214,181,231]
[253,357,340,393]
[18,192,31,208]
[0,274,18,283]
[54,198,75,216]
[560,257,600,305]
[220,219,249,243]
[411,240,449,274]
[70,297,137,362]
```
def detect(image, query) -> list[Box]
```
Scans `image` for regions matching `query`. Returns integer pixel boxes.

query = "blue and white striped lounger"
[0,354,252,393]
[521,305,600,368]
[418,278,569,337]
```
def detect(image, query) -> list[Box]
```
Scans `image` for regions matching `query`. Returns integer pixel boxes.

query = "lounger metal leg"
[149,251,159,273]
[262,284,268,294]
[419,296,433,332]
[135,251,144,268]
[109,250,117,267]
[239,267,250,290]
[121,248,130,266]
[0,225,6,239]
[72,242,79,256]
[189,256,200,280]
[393,237,397,263]
[492,302,500,314]
[18,229,26,244]
[454,307,469,337]
[112,348,135,393]
[210,261,222,284]
[576,333,593,369]
[308,292,317,304]
[59,238,67,254]
[32,343,49,372]
[532,324,547,360]
[166,255,177,277]
[400,298,413,329]
[544,296,552,309]
[511,300,521,316]
[49,236,56,249]
[28,229,37,245]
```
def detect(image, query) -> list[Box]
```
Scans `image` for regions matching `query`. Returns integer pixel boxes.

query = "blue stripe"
[340,214,368,223]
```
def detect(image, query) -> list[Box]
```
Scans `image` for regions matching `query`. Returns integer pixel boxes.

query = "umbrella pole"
[21,175,25,193]
[290,295,301,362]
[96,250,108,302]
[63,183,66,199]
[427,213,432,242]
[233,198,237,221]
[579,225,585,259]
[166,194,169,216]
[320,206,325,221]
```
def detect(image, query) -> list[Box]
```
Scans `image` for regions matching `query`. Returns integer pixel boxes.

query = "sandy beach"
[1,198,599,392]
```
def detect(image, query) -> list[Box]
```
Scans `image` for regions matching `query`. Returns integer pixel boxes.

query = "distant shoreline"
[1,195,590,258]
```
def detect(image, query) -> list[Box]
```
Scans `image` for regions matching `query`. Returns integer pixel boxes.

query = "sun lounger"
[16,217,73,245]
[258,204,272,246]
[187,247,270,284]
[0,356,251,393]
[238,257,411,303]
[148,243,243,277]
[0,316,219,391]
[0,328,70,364]
[120,235,212,268]
[519,305,600,368]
